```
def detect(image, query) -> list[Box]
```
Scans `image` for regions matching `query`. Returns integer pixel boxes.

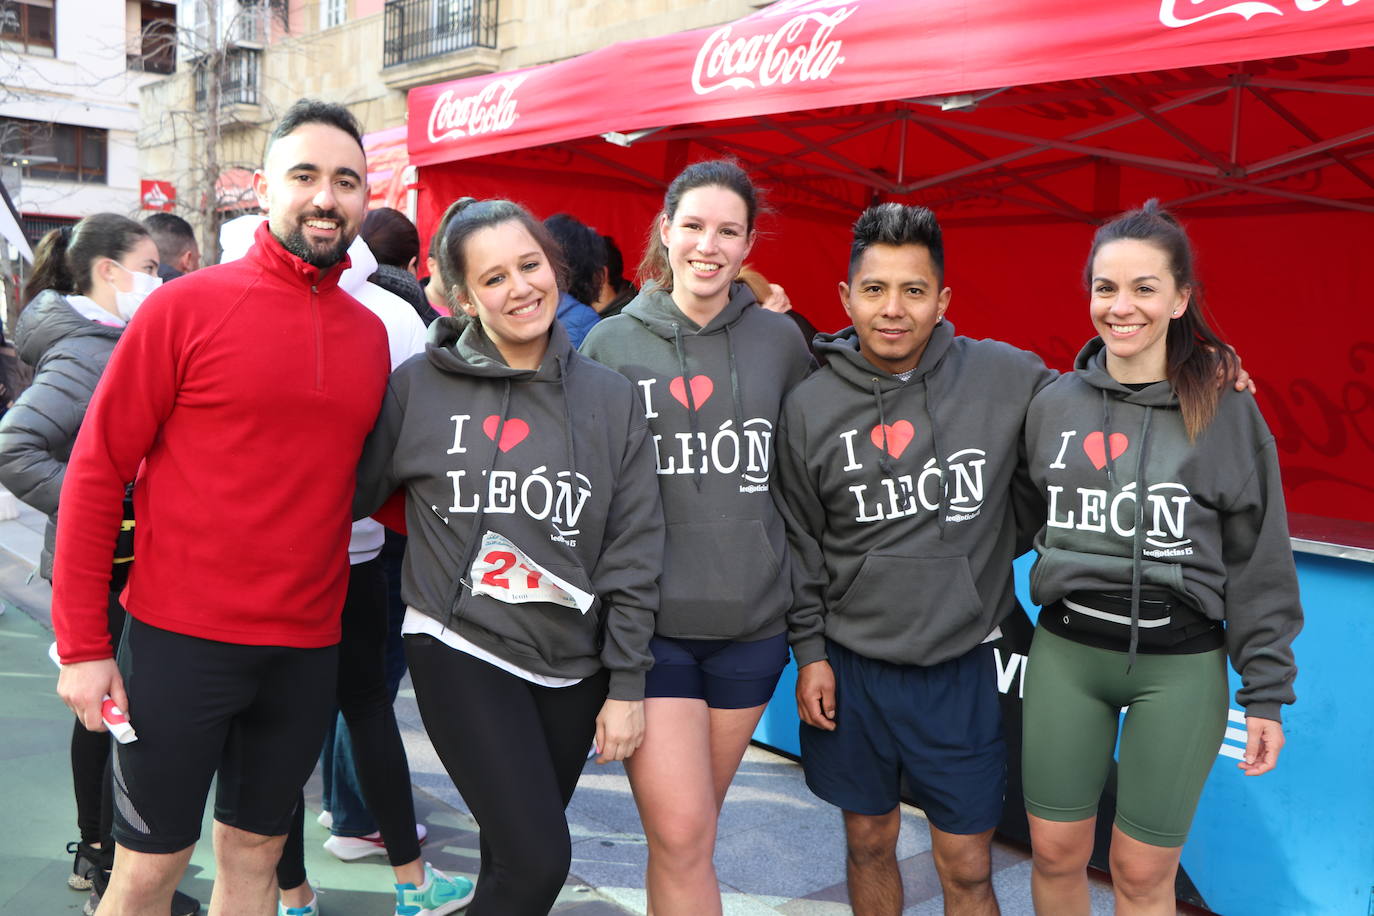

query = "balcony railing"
[194,47,261,110]
[383,0,497,68]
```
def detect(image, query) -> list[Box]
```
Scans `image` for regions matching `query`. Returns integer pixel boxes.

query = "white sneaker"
[323,824,428,862]
[316,809,333,830]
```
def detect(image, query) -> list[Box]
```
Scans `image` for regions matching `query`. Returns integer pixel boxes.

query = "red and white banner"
[140,179,176,211]
[407,0,1374,165]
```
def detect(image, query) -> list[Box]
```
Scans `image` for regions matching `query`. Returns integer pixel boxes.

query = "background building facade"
[137,0,761,261]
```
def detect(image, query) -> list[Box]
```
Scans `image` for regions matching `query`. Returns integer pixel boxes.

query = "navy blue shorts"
[644,633,788,709]
[800,640,1006,835]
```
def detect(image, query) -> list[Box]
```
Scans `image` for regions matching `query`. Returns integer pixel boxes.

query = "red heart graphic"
[669,375,714,409]
[869,420,915,459]
[1083,431,1129,470]
[482,415,530,452]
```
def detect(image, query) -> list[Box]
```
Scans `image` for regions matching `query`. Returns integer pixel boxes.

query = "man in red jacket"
[54,99,390,914]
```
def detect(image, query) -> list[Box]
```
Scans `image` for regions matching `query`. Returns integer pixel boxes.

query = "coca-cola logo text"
[1160,0,1361,29]
[426,75,527,144]
[692,6,855,95]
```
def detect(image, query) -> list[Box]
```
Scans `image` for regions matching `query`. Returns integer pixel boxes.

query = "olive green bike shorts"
[1021,626,1228,847]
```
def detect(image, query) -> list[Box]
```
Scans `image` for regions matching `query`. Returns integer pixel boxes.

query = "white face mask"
[111,261,162,321]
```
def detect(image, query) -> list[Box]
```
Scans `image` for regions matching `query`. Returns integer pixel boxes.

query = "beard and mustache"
[278,208,353,269]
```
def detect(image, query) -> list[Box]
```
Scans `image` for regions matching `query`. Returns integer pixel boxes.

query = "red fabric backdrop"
[400,0,1374,523]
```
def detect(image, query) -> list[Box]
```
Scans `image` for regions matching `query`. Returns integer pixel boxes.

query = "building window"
[0,118,107,184]
[129,0,178,74]
[20,213,77,247]
[321,0,346,29]
[0,0,56,57]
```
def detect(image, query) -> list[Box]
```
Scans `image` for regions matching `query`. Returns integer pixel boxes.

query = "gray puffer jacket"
[0,290,123,579]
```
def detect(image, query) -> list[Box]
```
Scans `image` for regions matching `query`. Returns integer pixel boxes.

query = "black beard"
[278,211,351,268]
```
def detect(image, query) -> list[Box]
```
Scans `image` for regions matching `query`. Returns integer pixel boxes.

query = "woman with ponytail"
[1019,201,1302,914]
[0,214,196,913]
[580,161,814,914]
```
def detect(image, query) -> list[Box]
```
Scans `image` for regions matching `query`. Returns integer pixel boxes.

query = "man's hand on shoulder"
[57,658,126,733]
[796,659,838,731]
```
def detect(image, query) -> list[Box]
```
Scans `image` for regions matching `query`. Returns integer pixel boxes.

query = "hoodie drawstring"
[871,379,915,510]
[1125,404,1154,672]
[442,379,513,632]
[922,381,949,539]
[557,353,580,494]
[1101,388,1118,489]
[672,323,705,492]
[724,325,748,482]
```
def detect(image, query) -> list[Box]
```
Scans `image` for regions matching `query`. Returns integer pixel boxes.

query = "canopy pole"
[897,115,907,186]
[1229,72,1244,168]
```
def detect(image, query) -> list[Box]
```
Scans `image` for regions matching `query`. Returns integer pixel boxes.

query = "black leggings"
[405,635,608,916]
[71,593,127,858]
[277,558,420,888]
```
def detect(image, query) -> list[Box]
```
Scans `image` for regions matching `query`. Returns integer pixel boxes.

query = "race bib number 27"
[469,531,594,614]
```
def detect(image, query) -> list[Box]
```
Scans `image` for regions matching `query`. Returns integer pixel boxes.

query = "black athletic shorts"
[111,616,337,853]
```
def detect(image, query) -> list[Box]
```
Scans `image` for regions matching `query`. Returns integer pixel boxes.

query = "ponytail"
[24,226,74,304]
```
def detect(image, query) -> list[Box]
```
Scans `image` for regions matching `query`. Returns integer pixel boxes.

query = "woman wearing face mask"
[580,161,814,914]
[1020,201,1302,915]
[0,214,195,914]
[354,198,663,915]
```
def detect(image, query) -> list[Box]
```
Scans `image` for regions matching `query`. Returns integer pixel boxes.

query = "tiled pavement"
[0,495,1119,915]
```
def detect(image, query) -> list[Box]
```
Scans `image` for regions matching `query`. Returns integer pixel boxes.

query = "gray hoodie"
[580,282,813,642]
[1024,338,1302,720]
[0,291,124,579]
[354,316,664,700]
[775,321,1055,668]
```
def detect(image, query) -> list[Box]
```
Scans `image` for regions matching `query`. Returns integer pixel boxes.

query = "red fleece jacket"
[53,223,389,662]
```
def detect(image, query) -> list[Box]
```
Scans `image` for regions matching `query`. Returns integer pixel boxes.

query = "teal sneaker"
[394,863,475,915]
[279,892,318,915]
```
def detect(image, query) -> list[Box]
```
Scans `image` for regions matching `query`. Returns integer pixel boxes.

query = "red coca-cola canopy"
[401,0,1374,523]
[407,0,1374,167]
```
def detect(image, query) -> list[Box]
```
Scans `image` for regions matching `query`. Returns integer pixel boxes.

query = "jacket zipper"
[310,284,323,391]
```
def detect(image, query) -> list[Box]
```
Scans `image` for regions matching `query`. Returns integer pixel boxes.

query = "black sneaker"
[66,841,100,891]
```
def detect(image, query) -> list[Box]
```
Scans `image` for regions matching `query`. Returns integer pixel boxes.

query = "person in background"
[0,215,199,915]
[581,160,813,915]
[423,197,475,318]
[362,206,440,326]
[542,213,604,348]
[354,198,662,915]
[592,234,637,319]
[142,212,200,282]
[1020,201,1301,915]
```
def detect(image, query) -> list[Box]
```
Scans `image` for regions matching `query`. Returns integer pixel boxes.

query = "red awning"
[407,0,1374,169]
[402,0,1374,523]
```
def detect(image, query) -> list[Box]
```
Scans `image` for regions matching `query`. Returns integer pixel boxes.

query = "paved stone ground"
[0,494,1123,914]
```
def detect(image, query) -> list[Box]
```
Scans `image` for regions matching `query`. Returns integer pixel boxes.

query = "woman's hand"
[594,698,645,764]
[759,283,792,314]
[1238,716,1285,775]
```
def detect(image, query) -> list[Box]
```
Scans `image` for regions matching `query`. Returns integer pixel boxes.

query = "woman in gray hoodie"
[1020,202,1302,914]
[354,199,663,915]
[581,161,814,914]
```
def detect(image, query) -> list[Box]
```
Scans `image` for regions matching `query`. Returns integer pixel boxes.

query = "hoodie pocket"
[465,562,603,675]
[830,554,986,665]
[659,519,784,630]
